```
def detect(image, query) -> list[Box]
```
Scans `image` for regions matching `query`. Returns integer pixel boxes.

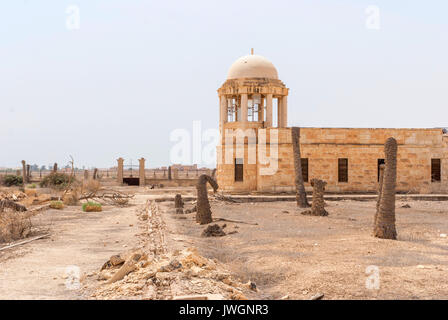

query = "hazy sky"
[1,0,447,169]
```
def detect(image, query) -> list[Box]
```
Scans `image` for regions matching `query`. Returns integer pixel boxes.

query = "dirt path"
[0,197,144,299]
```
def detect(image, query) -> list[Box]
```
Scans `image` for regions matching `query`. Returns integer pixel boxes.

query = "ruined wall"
[217,127,448,194]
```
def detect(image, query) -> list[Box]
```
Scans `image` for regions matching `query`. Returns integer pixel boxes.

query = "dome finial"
[251,48,254,55]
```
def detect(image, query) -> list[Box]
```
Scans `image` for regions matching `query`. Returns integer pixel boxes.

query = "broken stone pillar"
[168,166,172,180]
[93,168,98,180]
[84,170,89,180]
[26,165,31,181]
[21,160,28,184]
[139,158,146,186]
[117,158,124,185]
[53,163,58,172]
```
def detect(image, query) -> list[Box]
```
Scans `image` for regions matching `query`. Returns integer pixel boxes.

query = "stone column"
[21,160,28,184]
[117,158,124,185]
[282,95,288,127]
[240,93,248,123]
[277,97,283,128]
[84,170,89,180]
[139,158,146,186]
[266,94,273,127]
[220,95,227,130]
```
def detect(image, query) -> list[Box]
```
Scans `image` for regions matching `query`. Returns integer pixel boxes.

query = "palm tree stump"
[374,137,398,240]
[195,174,219,225]
[302,179,328,216]
[291,127,310,208]
[174,193,184,214]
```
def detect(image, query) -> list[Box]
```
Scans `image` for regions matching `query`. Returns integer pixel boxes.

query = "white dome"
[227,54,278,80]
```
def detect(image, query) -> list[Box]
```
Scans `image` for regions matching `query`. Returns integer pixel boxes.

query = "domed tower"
[217,50,289,192]
[217,50,289,131]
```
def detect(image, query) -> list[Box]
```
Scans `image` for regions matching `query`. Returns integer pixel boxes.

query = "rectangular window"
[378,159,385,182]
[234,158,244,182]
[338,158,348,183]
[431,159,441,182]
[301,158,309,182]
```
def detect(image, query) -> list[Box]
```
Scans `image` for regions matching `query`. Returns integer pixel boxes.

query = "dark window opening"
[338,158,348,183]
[431,159,441,182]
[378,159,385,182]
[234,158,244,182]
[301,158,309,182]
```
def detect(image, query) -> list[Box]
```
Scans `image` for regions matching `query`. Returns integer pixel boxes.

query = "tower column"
[240,93,248,123]
[277,97,283,128]
[266,93,273,127]
[219,95,227,130]
[282,95,288,127]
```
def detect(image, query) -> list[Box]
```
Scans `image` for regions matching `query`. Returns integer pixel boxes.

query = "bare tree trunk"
[174,194,184,214]
[374,164,385,227]
[374,138,398,240]
[302,179,328,216]
[291,127,310,208]
[195,175,219,225]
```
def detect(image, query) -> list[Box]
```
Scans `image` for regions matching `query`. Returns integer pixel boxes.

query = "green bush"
[3,175,23,186]
[49,201,64,210]
[82,202,102,212]
[27,183,37,189]
[40,173,72,189]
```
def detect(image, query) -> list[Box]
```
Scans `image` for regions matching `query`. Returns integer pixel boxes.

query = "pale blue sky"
[1,0,447,168]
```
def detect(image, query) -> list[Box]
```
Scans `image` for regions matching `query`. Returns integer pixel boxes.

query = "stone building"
[216,51,448,194]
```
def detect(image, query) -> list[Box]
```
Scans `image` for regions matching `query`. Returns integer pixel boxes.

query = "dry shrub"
[82,179,101,194]
[63,189,79,206]
[0,211,32,243]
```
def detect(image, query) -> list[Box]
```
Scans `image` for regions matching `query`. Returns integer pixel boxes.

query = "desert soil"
[0,188,447,300]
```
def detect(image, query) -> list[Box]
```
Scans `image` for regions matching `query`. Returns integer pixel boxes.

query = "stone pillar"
[282,95,288,127]
[139,158,146,186]
[84,170,88,180]
[53,163,58,172]
[277,97,283,128]
[21,160,28,184]
[240,93,248,123]
[266,93,273,127]
[117,158,124,185]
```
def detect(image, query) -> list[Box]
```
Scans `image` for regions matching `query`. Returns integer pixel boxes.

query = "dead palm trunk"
[196,174,219,225]
[174,193,184,214]
[302,178,328,216]
[374,138,398,240]
[291,127,310,208]
[374,164,385,227]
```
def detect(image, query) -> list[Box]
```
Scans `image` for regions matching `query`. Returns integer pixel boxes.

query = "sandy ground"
[162,198,448,300]
[1,187,447,300]
[0,196,143,299]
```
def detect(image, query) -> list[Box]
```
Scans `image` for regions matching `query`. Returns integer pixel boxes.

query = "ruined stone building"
[216,51,448,194]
